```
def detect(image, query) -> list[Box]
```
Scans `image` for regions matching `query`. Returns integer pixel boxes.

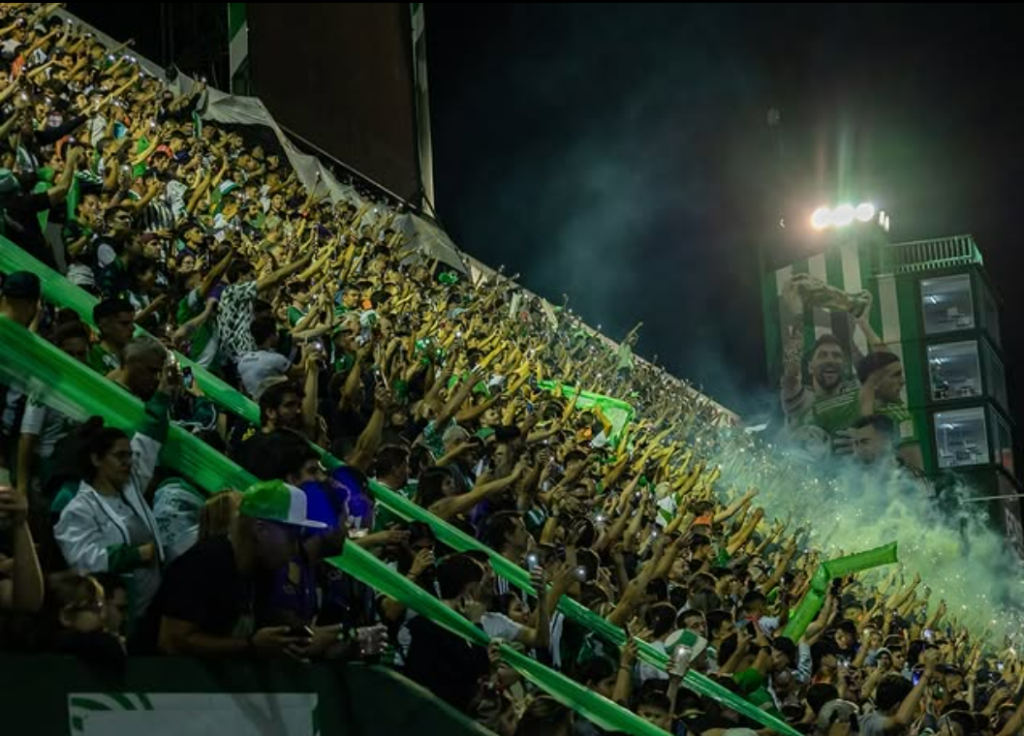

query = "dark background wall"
[247,3,421,202]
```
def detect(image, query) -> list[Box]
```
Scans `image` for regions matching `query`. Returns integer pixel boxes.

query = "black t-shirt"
[404,615,489,712]
[132,536,253,653]
[234,431,289,482]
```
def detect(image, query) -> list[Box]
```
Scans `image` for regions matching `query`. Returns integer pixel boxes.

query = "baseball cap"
[665,629,709,661]
[240,480,327,529]
[1,271,41,300]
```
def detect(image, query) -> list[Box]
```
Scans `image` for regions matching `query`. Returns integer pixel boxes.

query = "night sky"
[427,4,1024,423]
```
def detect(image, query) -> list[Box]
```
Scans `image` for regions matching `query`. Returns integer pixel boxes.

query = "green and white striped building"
[761,226,1023,554]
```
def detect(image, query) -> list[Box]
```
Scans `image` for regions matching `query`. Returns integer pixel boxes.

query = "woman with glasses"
[54,364,176,623]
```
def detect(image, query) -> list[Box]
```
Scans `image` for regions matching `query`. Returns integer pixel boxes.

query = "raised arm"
[45,147,85,206]
[715,486,758,523]
[882,649,937,732]
[346,388,391,474]
[434,366,485,429]
[758,538,797,596]
[431,462,526,522]
[606,541,664,628]
[0,487,43,612]
[725,506,764,556]
[256,249,314,293]
[780,278,807,404]
[514,569,551,650]
[300,353,322,442]
[200,250,235,297]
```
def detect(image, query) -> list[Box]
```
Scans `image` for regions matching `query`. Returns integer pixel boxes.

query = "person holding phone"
[858,649,941,736]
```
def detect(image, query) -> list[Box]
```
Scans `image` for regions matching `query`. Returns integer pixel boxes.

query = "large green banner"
[537,380,635,443]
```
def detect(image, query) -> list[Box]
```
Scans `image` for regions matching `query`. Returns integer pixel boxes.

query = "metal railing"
[879,235,985,274]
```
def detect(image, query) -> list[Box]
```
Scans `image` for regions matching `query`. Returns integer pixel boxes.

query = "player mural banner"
[763,239,925,471]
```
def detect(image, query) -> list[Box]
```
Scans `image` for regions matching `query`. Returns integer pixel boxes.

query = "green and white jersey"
[808,383,861,436]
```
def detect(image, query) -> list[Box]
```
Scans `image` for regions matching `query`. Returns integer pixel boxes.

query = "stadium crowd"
[0,4,1021,736]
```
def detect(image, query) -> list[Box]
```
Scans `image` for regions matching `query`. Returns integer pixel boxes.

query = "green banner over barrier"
[0,317,256,494]
[329,543,672,736]
[782,542,899,641]
[537,380,635,442]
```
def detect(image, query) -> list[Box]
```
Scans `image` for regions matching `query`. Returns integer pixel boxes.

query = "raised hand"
[409,548,436,580]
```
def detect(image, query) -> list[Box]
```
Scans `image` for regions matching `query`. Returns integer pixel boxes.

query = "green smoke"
[704,426,1024,638]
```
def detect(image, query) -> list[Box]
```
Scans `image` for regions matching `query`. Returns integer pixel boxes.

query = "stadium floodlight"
[812,202,884,231]
[855,203,876,222]
[830,204,856,227]
[810,207,831,230]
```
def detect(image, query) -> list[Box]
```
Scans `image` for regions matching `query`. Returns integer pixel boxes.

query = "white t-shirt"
[638,640,670,683]
[20,401,77,460]
[480,612,524,643]
[757,616,781,636]
[237,349,291,398]
[96,242,118,268]
[67,263,96,289]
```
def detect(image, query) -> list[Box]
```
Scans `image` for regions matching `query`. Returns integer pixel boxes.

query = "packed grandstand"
[0,5,1019,736]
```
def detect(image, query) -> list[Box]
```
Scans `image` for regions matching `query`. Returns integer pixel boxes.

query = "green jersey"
[808,384,861,436]
[87,343,120,375]
[176,289,218,368]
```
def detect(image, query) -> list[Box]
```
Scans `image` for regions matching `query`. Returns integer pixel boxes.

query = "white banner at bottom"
[69,693,319,736]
